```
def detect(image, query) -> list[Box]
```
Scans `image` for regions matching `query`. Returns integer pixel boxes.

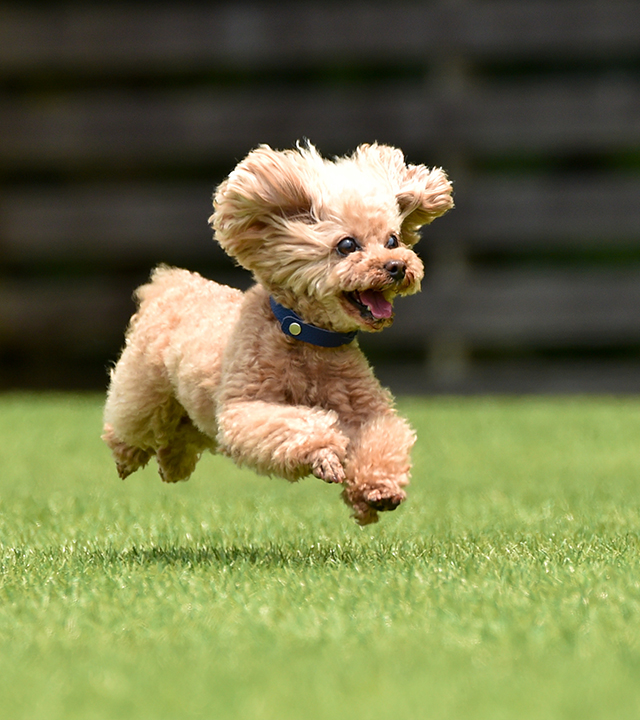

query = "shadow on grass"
[104,532,637,570]
[4,540,408,571]
[96,541,389,569]
[8,531,637,572]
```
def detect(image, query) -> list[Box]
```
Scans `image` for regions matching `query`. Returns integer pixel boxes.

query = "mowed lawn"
[1,393,640,720]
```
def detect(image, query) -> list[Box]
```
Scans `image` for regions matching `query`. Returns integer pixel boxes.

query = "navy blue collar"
[269,297,357,348]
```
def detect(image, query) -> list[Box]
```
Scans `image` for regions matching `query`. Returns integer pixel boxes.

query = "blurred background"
[1,0,640,394]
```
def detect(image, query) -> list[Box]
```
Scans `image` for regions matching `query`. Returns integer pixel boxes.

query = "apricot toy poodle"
[103,142,453,525]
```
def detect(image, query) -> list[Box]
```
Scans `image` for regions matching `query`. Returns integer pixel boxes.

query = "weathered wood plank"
[4,271,640,355]
[375,360,640,395]
[4,177,639,262]
[0,279,135,354]
[368,269,640,348]
[0,87,430,168]
[1,2,639,74]
[444,177,640,248]
[0,183,224,264]
[465,77,640,154]
[1,77,639,170]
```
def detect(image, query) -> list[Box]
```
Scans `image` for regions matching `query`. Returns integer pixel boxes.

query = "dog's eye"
[385,235,399,249]
[336,237,359,256]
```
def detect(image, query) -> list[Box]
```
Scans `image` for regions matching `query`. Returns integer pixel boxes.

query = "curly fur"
[103,142,453,525]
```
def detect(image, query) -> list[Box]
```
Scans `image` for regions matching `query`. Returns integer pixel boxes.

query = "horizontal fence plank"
[1,2,639,74]
[465,77,640,154]
[375,360,640,395]
[0,87,429,168]
[0,183,225,264]
[445,177,640,248]
[4,177,640,263]
[368,269,640,348]
[4,271,640,357]
[2,78,639,171]
[0,279,135,355]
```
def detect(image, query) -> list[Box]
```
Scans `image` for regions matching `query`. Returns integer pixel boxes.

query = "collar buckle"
[269,297,357,348]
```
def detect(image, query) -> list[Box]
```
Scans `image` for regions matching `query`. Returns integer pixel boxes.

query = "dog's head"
[211,143,453,333]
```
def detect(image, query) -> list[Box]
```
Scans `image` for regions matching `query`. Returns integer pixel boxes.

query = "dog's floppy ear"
[211,144,316,264]
[396,163,454,244]
[354,144,453,245]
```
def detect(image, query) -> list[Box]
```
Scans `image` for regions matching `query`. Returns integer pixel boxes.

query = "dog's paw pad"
[310,450,345,484]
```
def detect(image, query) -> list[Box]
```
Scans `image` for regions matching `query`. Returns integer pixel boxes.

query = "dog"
[103,142,453,525]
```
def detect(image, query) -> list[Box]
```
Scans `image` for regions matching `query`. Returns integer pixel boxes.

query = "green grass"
[1,393,640,720]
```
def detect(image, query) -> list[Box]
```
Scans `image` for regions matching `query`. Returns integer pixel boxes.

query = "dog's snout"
[384,260,406,282]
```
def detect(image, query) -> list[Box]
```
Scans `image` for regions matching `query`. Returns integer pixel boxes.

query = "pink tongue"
[359,290,393,319]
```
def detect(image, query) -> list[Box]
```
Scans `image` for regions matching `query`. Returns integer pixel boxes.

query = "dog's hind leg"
[102,424,152,479]
[103,361,178,480]
[156,416,211,483]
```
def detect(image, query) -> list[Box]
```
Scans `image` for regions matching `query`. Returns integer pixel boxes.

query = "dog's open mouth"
[345,289,394,321]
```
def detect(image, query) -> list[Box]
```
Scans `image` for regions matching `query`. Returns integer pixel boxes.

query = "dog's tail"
[134,265,190,309]
[126,265,199,338]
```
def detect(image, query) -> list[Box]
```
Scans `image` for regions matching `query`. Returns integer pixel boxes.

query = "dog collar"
[269,297,357,348]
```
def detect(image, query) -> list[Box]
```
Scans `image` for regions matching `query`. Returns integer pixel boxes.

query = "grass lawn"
[1,393,640,720]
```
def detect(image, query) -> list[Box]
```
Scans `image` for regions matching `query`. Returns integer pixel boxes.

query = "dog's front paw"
[341,483,406,525]
[310,449,346,484]
[340,486,380,526]
[364,487,406,512]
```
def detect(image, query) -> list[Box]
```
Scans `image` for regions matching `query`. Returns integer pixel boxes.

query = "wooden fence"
[1,1,640,392]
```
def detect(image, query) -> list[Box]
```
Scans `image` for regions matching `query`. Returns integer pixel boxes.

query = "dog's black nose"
[384,260,406,282]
